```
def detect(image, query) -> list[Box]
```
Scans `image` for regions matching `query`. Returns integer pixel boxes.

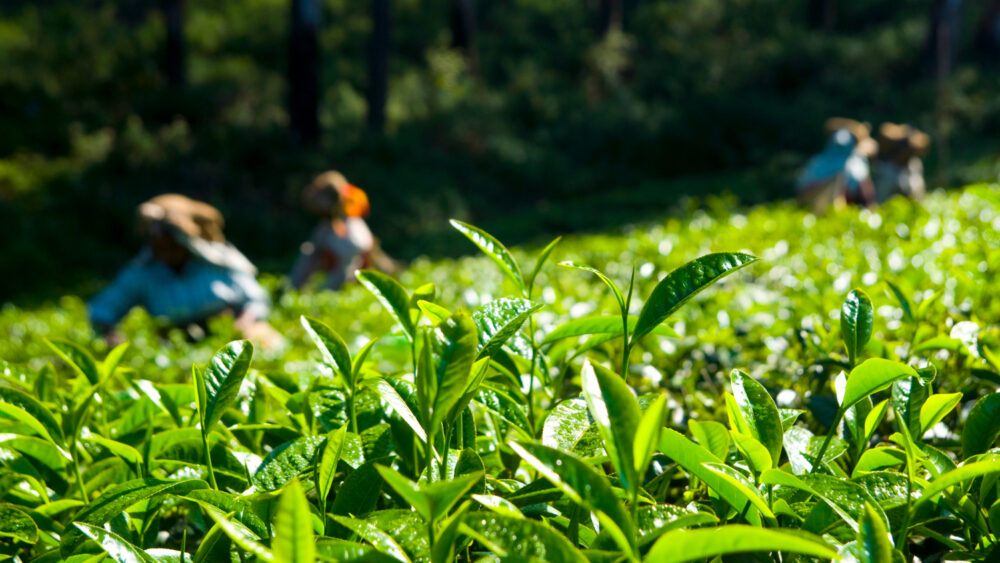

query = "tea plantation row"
[1,185,1000,562]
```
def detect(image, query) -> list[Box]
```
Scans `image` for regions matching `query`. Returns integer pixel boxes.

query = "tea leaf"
[0,503,38,544]
[580,359,640,494]
[301,316,353,385]
[460,512,587,563]
[450,219,524,291]
[357,270,415,341]
[273,480,316,563]
[730,370,783,465]
[961,394,1000,458]
[645,525,839,562]
[841,289,874,366]
[201,340,254,431]
[74,522,154,563]
[631,252,758,345]
[842,359,918,411]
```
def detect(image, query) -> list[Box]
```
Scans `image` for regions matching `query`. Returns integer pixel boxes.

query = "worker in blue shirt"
[797,118,878,214]
[88,194,281,348]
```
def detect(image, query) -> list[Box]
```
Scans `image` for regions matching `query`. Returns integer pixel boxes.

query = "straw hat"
[824,117,877,158]
[136,194,256,274]
[137,194,225,242]
[303,171,370,218]
[877,123,930,162]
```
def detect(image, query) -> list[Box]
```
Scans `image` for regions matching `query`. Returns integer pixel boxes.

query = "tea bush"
[2,185,1000,561]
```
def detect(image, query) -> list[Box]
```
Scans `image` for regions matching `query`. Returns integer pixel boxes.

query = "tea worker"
[796,117,878,214]
[874,122,929,202]
[88,194,282,348]
[290,171,399,290]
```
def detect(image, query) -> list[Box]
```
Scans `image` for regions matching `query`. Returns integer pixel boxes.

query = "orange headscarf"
[303,171,370,218]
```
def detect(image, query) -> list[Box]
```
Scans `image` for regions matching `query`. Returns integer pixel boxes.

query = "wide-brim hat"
[303,170,370,218]
[878,123,930,159]
[824,117,877,157]
[137,194,256,274]
[137,194,226,242]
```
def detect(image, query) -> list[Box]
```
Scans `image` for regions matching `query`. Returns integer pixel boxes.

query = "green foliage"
[2,188,1000,560]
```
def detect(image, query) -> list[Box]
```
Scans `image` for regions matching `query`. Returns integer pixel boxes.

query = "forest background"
[1,0,998,302]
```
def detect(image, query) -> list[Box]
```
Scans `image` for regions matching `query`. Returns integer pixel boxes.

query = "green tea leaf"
[760,469,859,531]
[473,297,541,360]
[331,458,386,518]
[460,512,587,563]
[841,289,874,366]
[856,502,892,563]
[542,315,680,344]
[842,359,918,411]
[450,219,524,291]
[891,377,929,439]
[273,480,316,563]
[368,377,427,443]
[580,359,640,494]
[182,490,268,538]
[962,394,1000,458]
[688,420,730,460]
[0,503,38,543]
[0,386,65,446]
[253,436,324,492]
[730,370,783,465]
[919,393,962,435]
[558,262,626,315]
[330,515,412,563]
[526,236,562,294]
[658,429,760,525]
[84,436,143,466]
[645,525,839,562]
[316,426,348,514]
[633,393,668,478]
[510,441,634,554]
[74,522,154,563]
[730,431,773,474]
[61,478,208,555]
[913,460,1000,513]
[316,538,398,563]
[357,270,415,342]
[189,498,274,562]
[201,340,254,431]
[301,316,353,386]
[630,252,758,345]
[45,339,100,384]
[429,313,478,432]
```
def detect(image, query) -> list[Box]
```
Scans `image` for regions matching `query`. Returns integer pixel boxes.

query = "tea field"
[2,185,1000,562]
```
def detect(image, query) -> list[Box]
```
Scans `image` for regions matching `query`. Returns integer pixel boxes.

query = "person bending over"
[290,171,399,290]
[88,194,281,348]
[796,117,878,215]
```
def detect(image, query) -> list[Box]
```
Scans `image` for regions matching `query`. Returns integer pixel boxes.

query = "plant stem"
[349,386,359,434]
[71,452,90,503]
[527,316,539,437]
[201,429,218,489]
[810,410,843,474]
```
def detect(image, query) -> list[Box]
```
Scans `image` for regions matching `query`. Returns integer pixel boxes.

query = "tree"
[926,0,964,77]
[450,0,479,73]
[367,0,391,133]
[974,0,1000,59]
[289,0,321,143]
[162,0,185,86]
[807,0,836,31]
[597,0,622,36]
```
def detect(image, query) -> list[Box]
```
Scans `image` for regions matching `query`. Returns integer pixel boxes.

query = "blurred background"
[1,0,998,302]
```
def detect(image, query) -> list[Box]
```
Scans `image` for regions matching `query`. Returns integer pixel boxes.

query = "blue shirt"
[88,251,270,327]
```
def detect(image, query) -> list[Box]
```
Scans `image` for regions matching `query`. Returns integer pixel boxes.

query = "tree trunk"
[926,0,964,76]
[450,0,479,73]
[806,0,836,31]
[162,0,185,86]
[289,0,321,144]
[597,0,623,36]
[367,0,391,133]
[974,0,1000,58]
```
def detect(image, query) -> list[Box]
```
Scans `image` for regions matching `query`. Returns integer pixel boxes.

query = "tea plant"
[2,185,1000,561]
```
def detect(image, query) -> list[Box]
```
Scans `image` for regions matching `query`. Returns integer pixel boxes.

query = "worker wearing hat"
[290,171,399,290]
[88,194,281,347]
[796,118,878,215]
[874,123,930,202]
